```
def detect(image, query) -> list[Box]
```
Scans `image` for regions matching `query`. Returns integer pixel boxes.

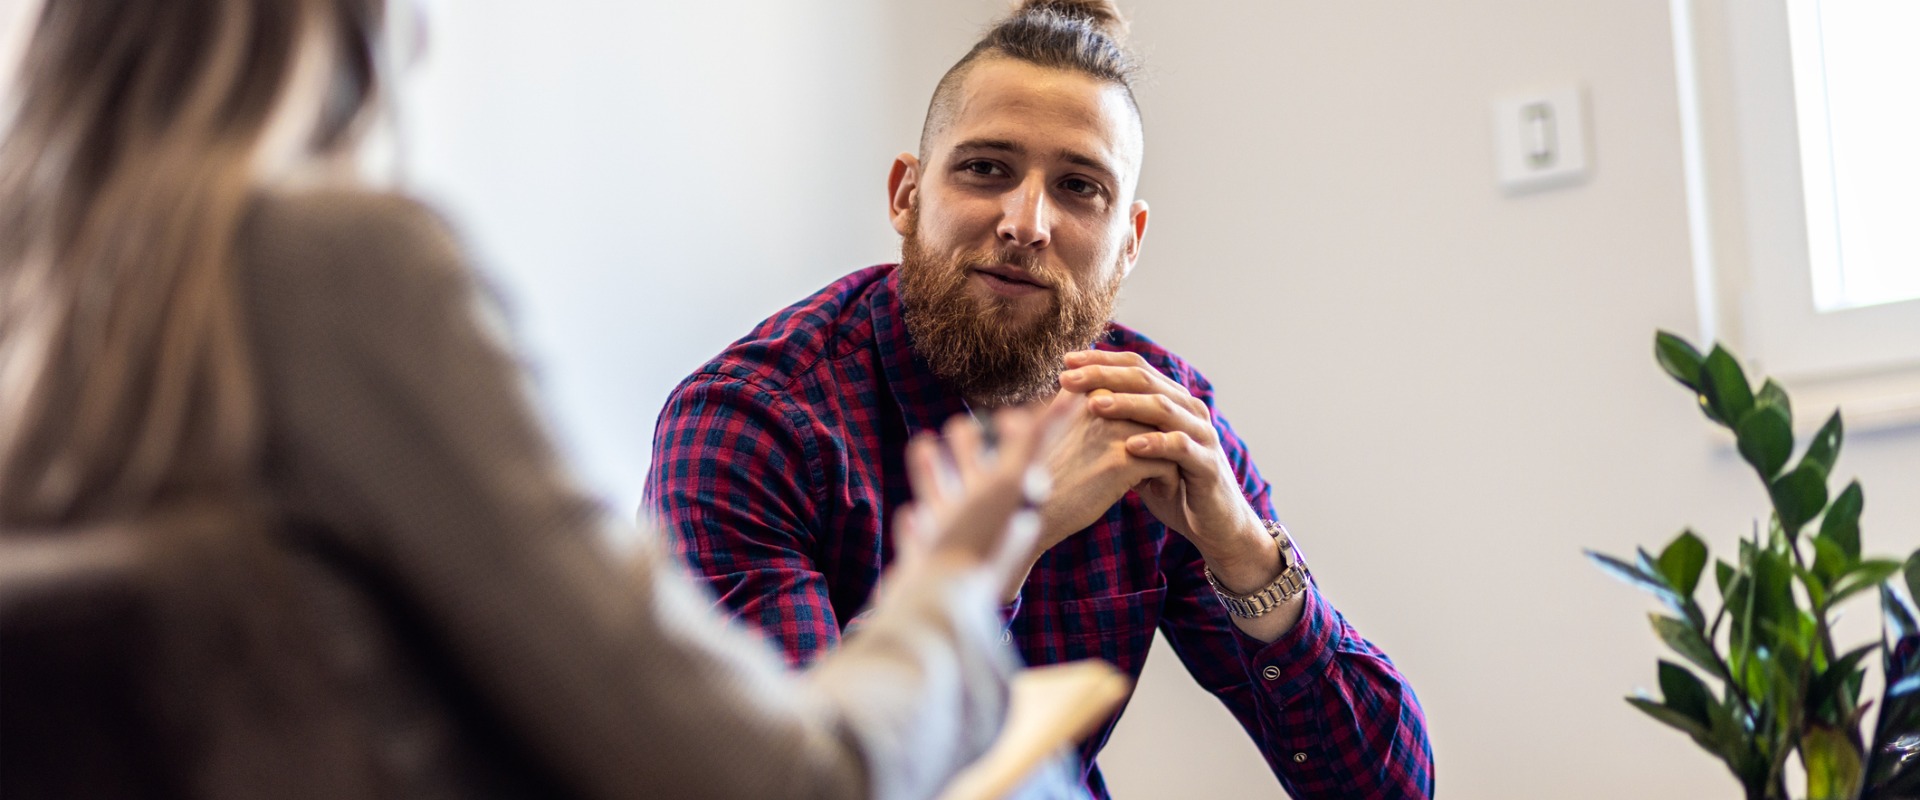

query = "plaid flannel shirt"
[646,265,1434,798]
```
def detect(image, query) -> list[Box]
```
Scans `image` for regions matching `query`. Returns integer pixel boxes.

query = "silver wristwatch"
[1203,520,1310,620]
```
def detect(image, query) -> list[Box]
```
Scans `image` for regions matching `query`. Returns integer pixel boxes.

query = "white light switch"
[1492,85,1590,192]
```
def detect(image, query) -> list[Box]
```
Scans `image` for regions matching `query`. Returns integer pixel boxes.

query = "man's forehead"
[938,59,1142,180]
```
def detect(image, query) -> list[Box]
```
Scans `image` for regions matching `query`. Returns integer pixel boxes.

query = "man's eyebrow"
[1059,150,1118,180]
[951,138,1025,155]
[951,138,1119,180]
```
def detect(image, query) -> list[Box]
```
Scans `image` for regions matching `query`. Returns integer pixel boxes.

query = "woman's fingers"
[902,406,1065,570]
[983,407,1036,467]
[942,414,988,486]
[904,432,949,509]
[992,508,1043,578]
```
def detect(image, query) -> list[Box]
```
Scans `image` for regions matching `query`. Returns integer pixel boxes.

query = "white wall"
[401,0,911,517]
[397,2,1920,798]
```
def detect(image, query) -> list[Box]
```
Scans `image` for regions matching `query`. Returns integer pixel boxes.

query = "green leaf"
[1659,530,1710,599]
[1627,696,1711,741]
[1739,647,1772,715]
[1716,559,1736,597]
[1809,643,1878,723]
[1727,577,1752,649]
[1700,345,1756,427]
[1759,644,1808,722]
[1770,463,1831,535]
[1802,410,1845,476]
[1736,405,1794,479]
[1804,723,1866,800]
[1813,536,1849,588]
[1590,550,1703,628]
[1756,378,1793,421]
[1655,331,1706,392]
[1707,694,1767,786]
[1637,547,1666,581]
[1832,559,1905,606]
[1796,561,1831,607]
[1884,584,1918,647]
[1645,547,1706,625]
[1588,550,1679,599]
[1653,614,1727,680]
[1820,481,1865,562]
[1696,394,1725,426]
[1759,612,1819,662]
[1907,550,1920,610]
[1658,660,1714,726]
[1751,548,1797,628]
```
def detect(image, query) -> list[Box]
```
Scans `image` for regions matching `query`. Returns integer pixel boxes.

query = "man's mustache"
[955,248,1061,287]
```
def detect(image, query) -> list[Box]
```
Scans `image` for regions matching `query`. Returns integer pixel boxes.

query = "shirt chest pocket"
[1045,586,1167,675]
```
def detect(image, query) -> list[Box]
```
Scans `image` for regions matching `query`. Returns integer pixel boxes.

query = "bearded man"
[645,2,1433,797]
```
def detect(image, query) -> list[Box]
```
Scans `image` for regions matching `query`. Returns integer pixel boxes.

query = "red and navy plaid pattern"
[646,265,1434,798]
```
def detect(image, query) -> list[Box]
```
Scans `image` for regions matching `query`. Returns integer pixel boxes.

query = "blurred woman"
[0,1,1047,797]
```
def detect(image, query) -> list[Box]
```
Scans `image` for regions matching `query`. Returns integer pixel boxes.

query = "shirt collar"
[870,266,974,437]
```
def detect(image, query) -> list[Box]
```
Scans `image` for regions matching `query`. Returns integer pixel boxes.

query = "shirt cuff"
[1233,582,1337,704]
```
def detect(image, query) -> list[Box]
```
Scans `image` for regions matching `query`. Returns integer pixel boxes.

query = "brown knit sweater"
[235,189,1013,799]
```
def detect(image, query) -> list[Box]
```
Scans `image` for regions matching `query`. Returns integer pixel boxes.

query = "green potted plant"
[1587,331,1920,800]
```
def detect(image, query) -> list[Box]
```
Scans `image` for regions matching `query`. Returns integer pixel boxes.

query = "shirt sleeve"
[1154,388,1436,798]
[245,190,1014,800]
[645,373,847,666]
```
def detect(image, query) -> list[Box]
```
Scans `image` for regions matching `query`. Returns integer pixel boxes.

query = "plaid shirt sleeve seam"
[687,372,831,529]
[1236,584,1338,700]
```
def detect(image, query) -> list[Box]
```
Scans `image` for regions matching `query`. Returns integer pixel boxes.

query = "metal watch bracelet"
[1203,520,1310,620]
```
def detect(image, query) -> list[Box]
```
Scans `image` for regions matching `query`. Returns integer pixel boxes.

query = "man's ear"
[887,153,921,237]
[1120,198,1150,278]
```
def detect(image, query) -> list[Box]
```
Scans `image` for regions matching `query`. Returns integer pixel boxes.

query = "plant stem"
[1784,525,1841,667]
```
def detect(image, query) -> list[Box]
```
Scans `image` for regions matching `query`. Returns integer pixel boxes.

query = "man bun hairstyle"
[919,0,1142,157]
[996,0,1134,64]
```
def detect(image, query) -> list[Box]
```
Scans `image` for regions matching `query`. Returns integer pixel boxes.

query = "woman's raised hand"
[893,406,1062,584]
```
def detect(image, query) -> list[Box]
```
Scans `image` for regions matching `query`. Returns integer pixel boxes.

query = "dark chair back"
[1,528,182,799]
[0,517,389,799]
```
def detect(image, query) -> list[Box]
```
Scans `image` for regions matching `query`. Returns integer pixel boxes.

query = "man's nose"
[996,175,1051,250]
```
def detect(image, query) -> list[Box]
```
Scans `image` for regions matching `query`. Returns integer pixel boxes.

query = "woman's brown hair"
[1,3,393,795]
[0,0,380,526]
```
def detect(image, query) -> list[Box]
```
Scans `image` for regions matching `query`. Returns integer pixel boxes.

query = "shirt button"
[1261,665,1282,681]
[1293,752,1309,764]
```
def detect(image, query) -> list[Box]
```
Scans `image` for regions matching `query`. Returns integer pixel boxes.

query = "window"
[1786,0,1920,313]
[1674,0,1920,430]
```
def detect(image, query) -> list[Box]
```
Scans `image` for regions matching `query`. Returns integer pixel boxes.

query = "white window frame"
[1671,0,1920,432]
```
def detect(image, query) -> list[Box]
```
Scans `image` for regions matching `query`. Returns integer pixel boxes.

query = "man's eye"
[1061,178,1100,197]
[963,161,1003,177]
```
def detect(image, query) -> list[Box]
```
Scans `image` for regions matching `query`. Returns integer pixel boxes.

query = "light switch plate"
[1492,85,1590,193]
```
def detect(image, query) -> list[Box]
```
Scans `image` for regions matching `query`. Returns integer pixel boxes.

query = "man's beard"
[897,216,1124,408]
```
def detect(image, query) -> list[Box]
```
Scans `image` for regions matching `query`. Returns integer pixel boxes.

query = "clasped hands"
[1013,350,1282,601]
[878,350,1299,643]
